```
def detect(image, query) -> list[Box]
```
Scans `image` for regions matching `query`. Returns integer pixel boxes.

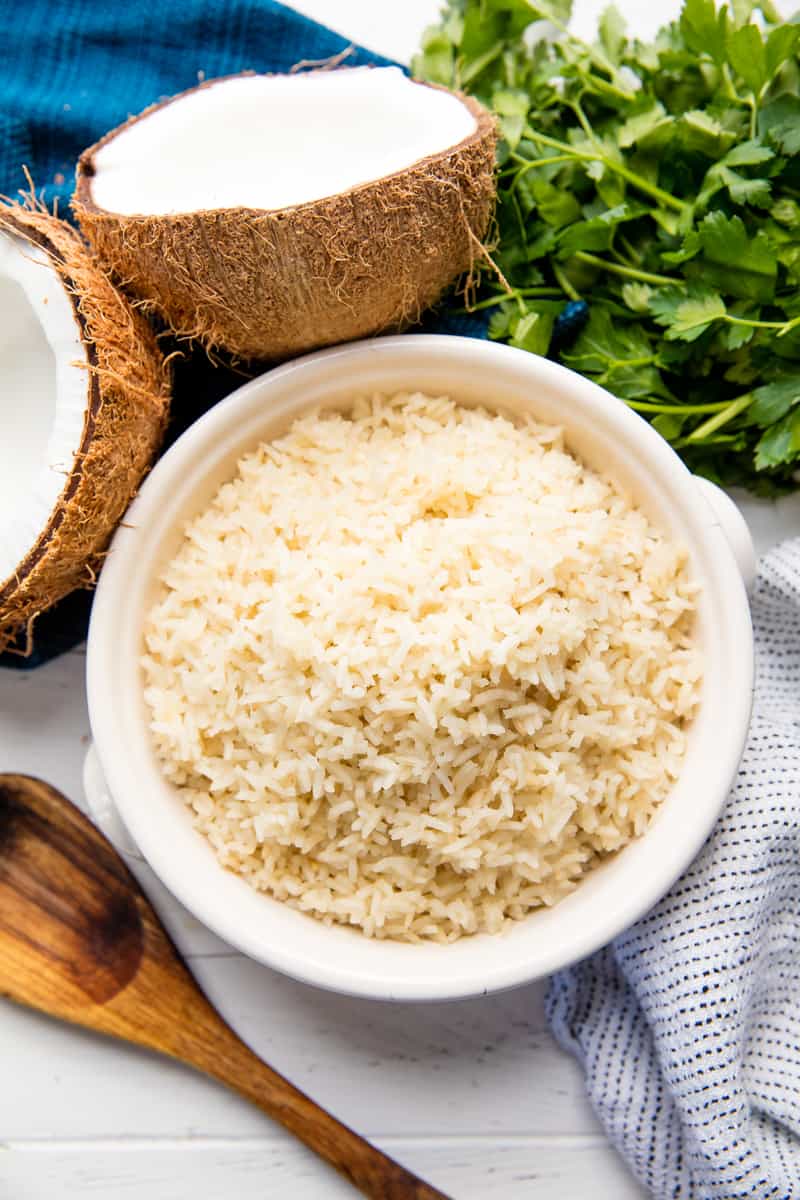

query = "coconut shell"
[72,73,497,362]
[0,203,170,655]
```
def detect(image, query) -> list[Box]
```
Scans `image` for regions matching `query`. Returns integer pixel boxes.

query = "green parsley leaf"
[488,305,515,341]
[617,102,670,150]
[492,90,530,121]
[692,211,777,301]
[412,28,456,86]
[652,412,689,440]
[721,167,772,208]
[562,307,653,373]
[598,5,626,65]
[723,139,775,167]
[416,0,800,493]
[730,0,756,23]
[661,229,702,265]
[621,282,653,312]
[765,22,800,76]
[750,377,800,426]
[557,202,647,256]
[561,309,668,399]
[530,177,582,227]
[721,319,756,350]
[755,407,800,468]
[772,198,800,228]
[759,95,800,155]
[696,158,773,211]
[680,0,728,65]
[509,309,556,354]
[676,110,737,157]
[525,226,559,261]
[727,23,768,94]
[649,285,727,341]
[518,0,573,26]
[460,0,538,61]
[492,89,530,149]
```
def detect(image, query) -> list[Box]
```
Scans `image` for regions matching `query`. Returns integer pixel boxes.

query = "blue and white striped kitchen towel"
[547,537,800,1199]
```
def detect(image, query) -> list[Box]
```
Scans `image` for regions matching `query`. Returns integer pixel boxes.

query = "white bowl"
[87,334,754,1001]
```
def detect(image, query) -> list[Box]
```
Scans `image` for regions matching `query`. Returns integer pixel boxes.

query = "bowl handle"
[83,744,143,857]
[693,476,756,594]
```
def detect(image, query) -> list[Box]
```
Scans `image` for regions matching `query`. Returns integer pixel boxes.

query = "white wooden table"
[3,4,800,1197]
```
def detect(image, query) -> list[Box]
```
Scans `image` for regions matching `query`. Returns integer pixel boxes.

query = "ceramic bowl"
[87,334,754,1001]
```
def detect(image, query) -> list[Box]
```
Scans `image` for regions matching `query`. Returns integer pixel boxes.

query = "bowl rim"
[87,334,754,1001]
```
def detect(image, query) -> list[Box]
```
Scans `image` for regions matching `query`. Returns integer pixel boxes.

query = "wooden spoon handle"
[129,952,450,1199]
[179,1025,450,1199]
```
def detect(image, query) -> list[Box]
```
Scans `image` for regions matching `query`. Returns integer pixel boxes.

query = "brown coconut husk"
[0,201,171,655]
[72,72,497,362]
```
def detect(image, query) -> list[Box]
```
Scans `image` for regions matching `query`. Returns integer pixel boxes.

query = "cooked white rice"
[142,392,701,942]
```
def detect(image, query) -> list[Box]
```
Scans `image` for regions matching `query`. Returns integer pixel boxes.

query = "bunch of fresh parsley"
[415,0,800,493]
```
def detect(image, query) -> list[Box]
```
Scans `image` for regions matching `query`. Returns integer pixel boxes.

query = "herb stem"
[721,64,745,104]
[568,97,597,144]
[573,64,638,103]
[687,392,754,441]
[618,233,643,266]
[672,433,739,448]
[552,260,580,300]
[508,192,529,298]
[524,129,688,213]
[626,400,736,414]
[459,287,564,313]
[521,2,635,97]
[611,246,635,267]
[608,161,688,215]
[719,66,760,136]
[605,355,658,370]
[724,315,783,330]
[722,313,800,337]
[572,251,681,286]
[517,285,566,296]
[510,154,576,188]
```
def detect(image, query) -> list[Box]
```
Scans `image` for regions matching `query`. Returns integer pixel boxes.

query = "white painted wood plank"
[184,960,598,1139]
[0,649,89,805]
[2,10,798,1199]
[0,1002,264,1138]
[0,967,599,1139]
[0,1138,646,1200]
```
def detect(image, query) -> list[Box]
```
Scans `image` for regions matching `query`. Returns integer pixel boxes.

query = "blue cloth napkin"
[0,0,484,666]
[0,0,395,212]
[547,539,800,1199]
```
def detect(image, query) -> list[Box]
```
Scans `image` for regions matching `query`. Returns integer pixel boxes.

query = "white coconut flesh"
[0,231,88,584]
[89,66,478,215]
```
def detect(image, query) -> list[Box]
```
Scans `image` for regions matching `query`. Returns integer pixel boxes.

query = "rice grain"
[142,393,701,942]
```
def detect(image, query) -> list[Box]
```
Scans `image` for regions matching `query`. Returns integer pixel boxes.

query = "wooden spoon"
[0,774,449,1200]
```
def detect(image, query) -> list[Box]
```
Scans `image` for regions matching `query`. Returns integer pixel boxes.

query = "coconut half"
[0,204,170,655]
[73,67,497,361]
